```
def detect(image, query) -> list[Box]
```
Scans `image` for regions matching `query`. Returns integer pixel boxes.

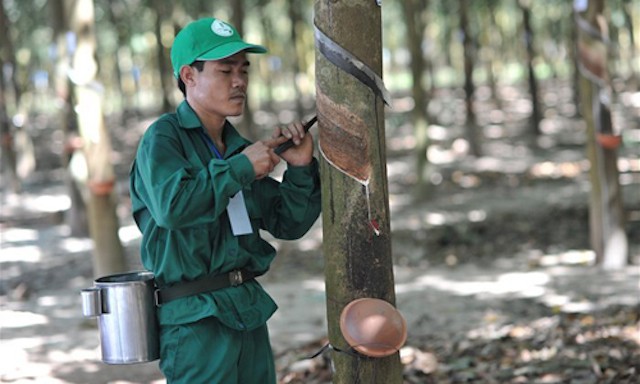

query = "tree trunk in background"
[315,1,402,383]
[256,0,276,112]
[519,0,541,136]
[620,0,638,83]
[230,0,257,140]
[0,2,21,107]
[50,0,89,236]
[67,0,126,277]
[153,0,173,113]
[575,0,628,269]
[623,0,640,84]
[287,0,305,119]
[0,2,20,192]
[484,1,502,107]
[570,7,582,116]
[460,0,481,157]
[401,0,431,190]
[440,1,454,68]
[104,0,130,120]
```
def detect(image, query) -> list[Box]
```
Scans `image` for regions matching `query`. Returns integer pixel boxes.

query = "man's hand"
[265,119,314,167]
[241,141,281,180]
[242,118,315,180]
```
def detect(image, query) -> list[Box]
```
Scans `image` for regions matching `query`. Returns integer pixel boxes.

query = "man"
[129,17,321,383]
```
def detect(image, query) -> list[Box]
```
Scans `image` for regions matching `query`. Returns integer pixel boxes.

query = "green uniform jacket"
[129,101,321,331]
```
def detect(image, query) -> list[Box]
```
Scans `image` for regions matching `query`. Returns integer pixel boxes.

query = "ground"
[1,81,639,383]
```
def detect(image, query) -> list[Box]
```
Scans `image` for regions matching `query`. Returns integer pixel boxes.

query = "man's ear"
[179,65,195,86]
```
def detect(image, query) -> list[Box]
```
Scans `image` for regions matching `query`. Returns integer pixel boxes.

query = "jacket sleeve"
[131,119,255,230]
[257,158,322,240]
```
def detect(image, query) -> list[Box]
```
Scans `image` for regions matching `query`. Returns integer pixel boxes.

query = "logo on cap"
[211,20,233,37]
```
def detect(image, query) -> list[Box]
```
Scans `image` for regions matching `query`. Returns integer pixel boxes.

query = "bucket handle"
[81,288,102,317]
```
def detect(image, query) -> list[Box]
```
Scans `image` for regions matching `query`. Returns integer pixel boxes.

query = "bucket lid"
[339,298,407,358]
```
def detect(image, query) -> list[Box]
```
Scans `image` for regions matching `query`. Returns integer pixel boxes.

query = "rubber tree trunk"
[314,1,402,383]
[401,0,431,190]
[231,0,258,141]
[620,0,638,82]
[256,0,276,112]
[104,0,131,121]
[570,8,582,116]
[0,2,21,193]
[50,0,89,237]
[575,0,628,269]
[460,0,482,157]
[153,0,173,113]
[287,0,305,119]
[519,0,542,135]
[67,0,126,277]
[483,1,502,107]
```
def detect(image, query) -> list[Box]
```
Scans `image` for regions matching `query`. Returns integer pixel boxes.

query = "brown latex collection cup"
[339,298,407,358]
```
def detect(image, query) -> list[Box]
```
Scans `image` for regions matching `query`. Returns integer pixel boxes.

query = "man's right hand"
[241,141,281,180]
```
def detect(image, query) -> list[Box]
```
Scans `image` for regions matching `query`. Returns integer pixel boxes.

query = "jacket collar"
[176,100,249,158]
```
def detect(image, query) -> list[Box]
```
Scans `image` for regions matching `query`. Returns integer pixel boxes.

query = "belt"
[154,269,255,306]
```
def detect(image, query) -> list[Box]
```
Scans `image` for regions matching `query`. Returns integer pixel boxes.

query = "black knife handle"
[274,115,318,155]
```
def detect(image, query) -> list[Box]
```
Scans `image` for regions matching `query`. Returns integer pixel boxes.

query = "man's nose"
[232,72,247,88]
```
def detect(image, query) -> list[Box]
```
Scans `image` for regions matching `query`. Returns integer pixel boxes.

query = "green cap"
[171,18,267,78]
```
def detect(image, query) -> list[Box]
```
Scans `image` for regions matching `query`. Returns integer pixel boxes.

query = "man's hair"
[177,61,205,97]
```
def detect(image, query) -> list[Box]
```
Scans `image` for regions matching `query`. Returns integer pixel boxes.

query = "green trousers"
[159,316,276,384]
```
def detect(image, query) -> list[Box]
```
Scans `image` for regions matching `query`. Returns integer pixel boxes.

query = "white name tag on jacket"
[227,191,253,236]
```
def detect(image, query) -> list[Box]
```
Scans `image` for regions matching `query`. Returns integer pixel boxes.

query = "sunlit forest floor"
[1,79,639,383]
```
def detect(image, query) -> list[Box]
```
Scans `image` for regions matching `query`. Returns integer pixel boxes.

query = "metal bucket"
[81,271,159,364]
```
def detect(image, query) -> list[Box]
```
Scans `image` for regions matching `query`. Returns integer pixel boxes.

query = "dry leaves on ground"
[276,304,640,384]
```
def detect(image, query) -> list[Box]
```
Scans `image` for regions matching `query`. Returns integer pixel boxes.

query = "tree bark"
[482,1,501,107]
[256,0,276,112]
[315,1,402,383]
[0,2,20,192]
[620,0,638,83]
[519,0,542,135]
[575,0,628,269]
[401,0,431,190]
[50,0,89,236]
[104,0,131,120]
[287,0,305,119]
[67,0,126,277]
[230,0,257,141]
[460,0,482,156]
[570,7,582,116]
[153,0,173,113]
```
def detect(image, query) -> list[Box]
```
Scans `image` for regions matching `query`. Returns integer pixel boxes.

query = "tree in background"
[230,0,258,140]
[0,1,19,192]
[575,0,628,269]
[518,0,542,136]
[65,0,126,277]
[287,0,305,120]
[459,0,482,157]
[50,0,88,236]
[400,0,432,191]
[151,0,173,113]
[478,0,503,107]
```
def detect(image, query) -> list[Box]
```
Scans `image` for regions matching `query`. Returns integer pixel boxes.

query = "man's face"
[185,51,250,118]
